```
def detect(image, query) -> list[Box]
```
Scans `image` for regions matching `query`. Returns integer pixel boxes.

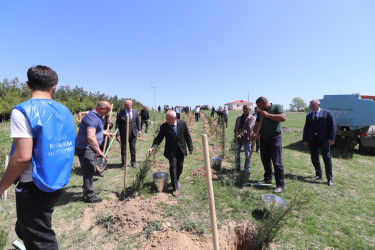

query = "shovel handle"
[245,115,264,168]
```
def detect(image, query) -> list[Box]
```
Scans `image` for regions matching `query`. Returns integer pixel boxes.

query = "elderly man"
[255,97,286,193]
[75,101,114,203]
[148,110,193,197]
[234,105,256,171]
[116,99,141,169]
[303,99,336,186]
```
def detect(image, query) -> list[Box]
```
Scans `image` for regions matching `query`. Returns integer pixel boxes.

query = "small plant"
[95,212,118,234]
[140,220,164,240]
[131,125,160,194]
[250,194,311,249]
[179,220,197,232]
[0,230,8,250]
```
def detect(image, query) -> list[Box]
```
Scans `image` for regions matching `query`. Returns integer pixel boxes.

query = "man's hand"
[236,135,241,140]
[148,148,154,154]
[107,117,112,125]
[261,110,269,118]
[116,136,121,142]
[303,141,309,147]
[189,151,193,155]
[138,131,142,137]
[98,150,106,159]
[328,140,334,146]
[103,130,114,139]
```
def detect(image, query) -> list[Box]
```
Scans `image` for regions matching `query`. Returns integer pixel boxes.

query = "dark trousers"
[15,182,61,250]
[141,119,149,132]
[211,111,215,117]
[176,113,181,119]
[195,113,200,122]
[76,147,97,197]
[309,136,333,181]
[260,134,285,188]
[168,149,184,191]
[121,136,137,165]
[255,136,260,151]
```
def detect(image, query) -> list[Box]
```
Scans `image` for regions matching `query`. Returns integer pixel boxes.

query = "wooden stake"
[1,155,9,200]
[245,115,264,168]
[202,134,219,250]
[102,103,114,155]
[123,114,130,196]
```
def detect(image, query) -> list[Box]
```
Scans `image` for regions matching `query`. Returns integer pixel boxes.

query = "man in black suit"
[303,99,336,186]
[116,99,141,169]
[148,110,193,197]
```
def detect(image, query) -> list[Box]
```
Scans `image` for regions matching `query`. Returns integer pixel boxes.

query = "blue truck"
[319,94,375,153]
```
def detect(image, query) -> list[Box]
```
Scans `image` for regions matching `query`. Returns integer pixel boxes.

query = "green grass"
[0,110,374,249]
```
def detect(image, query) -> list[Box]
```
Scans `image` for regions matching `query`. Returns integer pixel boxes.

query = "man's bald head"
[125,99,133,111]
[96,101,111,116]
[166,110,177,125]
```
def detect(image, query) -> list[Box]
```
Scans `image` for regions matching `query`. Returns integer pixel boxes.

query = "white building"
[224,100,253,111]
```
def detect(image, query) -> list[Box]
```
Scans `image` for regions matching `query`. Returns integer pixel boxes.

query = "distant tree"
[290,97,307,113]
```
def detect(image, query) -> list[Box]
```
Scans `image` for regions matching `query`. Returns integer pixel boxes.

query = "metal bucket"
[210,156,223,171]
[262,194,287,211]
[152,172,169,192]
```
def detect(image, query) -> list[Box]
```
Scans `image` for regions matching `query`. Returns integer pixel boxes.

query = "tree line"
[0,78,144,122]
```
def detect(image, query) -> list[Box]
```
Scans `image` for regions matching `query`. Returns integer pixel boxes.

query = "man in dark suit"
[148,110,193,197]
[303,99,336,187]
[116,99,141,169]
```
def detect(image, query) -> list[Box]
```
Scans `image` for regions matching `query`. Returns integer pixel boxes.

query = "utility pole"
[150,82,157,110]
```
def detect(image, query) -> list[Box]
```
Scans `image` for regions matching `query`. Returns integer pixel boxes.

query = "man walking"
[140,106,150,133]
[148,110,193,197]
[75,101,114,203]
[194,105,200,122]
[303,99,336,186]
[255,97,286,193]
[234,105,255,171]
[116,99,141,169]
[0,65,76,249]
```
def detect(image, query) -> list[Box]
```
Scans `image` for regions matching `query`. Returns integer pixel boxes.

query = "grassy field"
[0,110,374,249]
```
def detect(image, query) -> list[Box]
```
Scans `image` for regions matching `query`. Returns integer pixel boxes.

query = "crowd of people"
[0,65,337,249]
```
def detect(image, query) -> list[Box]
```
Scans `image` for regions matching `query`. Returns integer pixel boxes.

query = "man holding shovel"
[255,97,286,193]
[148,110,193,197]
[75,101,114,203]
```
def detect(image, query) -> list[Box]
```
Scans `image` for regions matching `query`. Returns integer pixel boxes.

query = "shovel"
[96,128,118,172]
[245,115,264,169]
[96,104,114,172]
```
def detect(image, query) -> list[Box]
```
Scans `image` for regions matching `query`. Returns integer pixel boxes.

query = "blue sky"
[1,0,375,110]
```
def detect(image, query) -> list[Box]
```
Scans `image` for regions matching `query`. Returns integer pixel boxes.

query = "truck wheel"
[359,144,369,154]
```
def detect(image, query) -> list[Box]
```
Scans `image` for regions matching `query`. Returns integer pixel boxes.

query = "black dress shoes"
[312,176,322,180]
[328,180,334,187]
[258,179,272,184]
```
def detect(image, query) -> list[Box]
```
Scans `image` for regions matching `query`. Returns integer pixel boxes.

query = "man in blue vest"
[0,65,76,250]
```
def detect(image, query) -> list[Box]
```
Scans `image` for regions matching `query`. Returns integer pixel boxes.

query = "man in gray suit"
[116,99,141,169]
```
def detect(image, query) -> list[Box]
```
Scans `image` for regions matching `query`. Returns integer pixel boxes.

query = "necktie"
[172,125,177,135]
[314,112,317,122]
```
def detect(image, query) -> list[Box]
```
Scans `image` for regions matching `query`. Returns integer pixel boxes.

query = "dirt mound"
[82,193,177,239]
[191,166,221,179]
[141,221,257,249]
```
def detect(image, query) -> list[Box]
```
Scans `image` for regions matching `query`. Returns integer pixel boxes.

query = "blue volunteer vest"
[12,99,76,192]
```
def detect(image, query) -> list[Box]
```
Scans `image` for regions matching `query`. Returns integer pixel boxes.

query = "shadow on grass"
[284,173,328,185]
[284,139,355,159]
